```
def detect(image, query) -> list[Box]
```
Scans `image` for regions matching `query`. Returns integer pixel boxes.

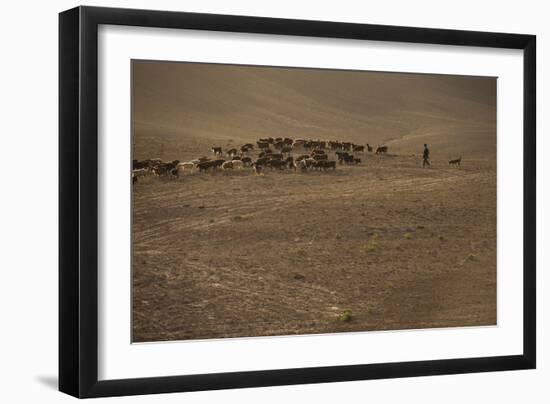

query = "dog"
[449,156,462,167]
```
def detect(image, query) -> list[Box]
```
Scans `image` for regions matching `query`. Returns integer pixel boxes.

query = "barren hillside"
[132,61,496,160]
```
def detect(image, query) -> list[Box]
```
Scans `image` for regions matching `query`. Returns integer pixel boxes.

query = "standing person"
[422,143,431,168]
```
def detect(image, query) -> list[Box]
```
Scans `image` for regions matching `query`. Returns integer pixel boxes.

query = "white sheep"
[176,162,195,176]
[232,160,244,170]
[222,161,234,170]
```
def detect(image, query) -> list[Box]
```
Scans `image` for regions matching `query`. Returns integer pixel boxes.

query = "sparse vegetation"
[465,253,478,262]
[404,232,413,239]
[338,309,353,322]
[363,235,379,254]
[291,247,307,256]
[366,304,377,314]
[231,215,248,222]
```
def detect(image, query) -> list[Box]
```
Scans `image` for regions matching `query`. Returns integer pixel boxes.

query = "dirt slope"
[132,61,496,160]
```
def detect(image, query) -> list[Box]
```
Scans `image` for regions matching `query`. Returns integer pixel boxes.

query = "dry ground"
[132,152,496,342]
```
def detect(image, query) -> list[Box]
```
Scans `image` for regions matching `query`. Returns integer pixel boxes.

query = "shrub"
[465,253,477,262]
[363,240,378,253]
[338,309,353,322]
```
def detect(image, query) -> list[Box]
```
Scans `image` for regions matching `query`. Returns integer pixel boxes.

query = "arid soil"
[132,61,496,342]
[132,152,496,342]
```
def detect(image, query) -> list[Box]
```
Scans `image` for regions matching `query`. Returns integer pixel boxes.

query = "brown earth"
[132,61,496,342]
[132,152,496,342]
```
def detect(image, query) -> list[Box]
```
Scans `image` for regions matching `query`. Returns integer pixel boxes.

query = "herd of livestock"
[132,137,389,183]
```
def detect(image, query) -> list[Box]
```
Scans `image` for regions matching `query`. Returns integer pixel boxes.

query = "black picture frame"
[59,5,536,398]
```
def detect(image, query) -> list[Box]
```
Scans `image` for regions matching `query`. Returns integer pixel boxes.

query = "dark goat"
[375,146,388,154]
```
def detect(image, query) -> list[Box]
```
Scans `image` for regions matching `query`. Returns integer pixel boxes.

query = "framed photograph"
[59,6,536,398]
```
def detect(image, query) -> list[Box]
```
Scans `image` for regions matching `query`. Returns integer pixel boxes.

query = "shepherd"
[422,143,431,168]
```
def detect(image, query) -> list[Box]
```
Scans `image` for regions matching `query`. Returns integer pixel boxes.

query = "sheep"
[253,163,264,175]
[226,148,239,158]
[281,145,292,155]
[304,158,317,169]
[257,141,270,149]
[132,168,148,184]
[273,141,285,150]
[267,159,287,170]
[232,160,244,170]
[312,154,328,161]
[295,159,308,172]
[375,145,388,154]
[197,160,219,172]
[176,162,195,176]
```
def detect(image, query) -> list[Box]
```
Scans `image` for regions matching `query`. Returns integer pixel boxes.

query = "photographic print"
[131,60,496,343]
